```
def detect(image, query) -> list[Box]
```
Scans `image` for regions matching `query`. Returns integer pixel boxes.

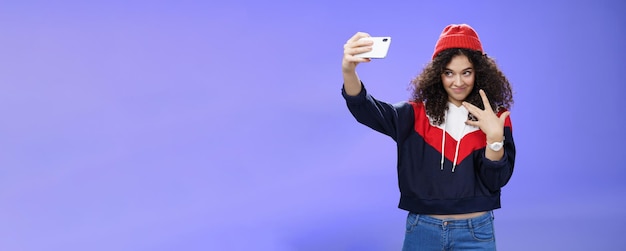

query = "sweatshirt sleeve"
[341,83,413,142]
[477,115,516,192]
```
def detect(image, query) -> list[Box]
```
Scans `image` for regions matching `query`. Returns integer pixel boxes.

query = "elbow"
[490,166,514,192]
[480,156,514,192]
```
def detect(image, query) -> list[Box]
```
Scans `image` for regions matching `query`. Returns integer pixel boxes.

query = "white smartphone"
[354,36,392,59]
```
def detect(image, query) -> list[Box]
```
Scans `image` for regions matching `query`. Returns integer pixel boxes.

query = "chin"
[453,94,469,102]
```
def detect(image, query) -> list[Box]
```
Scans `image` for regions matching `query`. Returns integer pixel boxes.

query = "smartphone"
[354,36,392,59]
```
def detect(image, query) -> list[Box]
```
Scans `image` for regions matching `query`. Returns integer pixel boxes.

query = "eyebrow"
[444,67,473,72]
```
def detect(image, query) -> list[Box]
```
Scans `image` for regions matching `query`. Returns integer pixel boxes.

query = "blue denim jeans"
[402,211,496,251]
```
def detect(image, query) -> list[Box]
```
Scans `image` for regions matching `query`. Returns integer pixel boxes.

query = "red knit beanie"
[432,24,483,59]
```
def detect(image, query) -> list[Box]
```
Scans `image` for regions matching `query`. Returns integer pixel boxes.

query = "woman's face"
[441,54,475,107]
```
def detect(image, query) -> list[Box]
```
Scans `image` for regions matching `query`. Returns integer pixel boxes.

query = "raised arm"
[342,32,374,96]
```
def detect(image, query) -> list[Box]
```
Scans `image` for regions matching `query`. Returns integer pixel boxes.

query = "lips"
[451,87,466,94]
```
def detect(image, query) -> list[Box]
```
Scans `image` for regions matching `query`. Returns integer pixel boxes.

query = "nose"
[453,74,463,86]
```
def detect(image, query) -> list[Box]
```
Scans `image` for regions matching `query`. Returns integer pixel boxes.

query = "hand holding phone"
[354,37,391,59]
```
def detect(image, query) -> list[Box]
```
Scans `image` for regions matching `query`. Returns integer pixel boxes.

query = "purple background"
[1,1,625,250]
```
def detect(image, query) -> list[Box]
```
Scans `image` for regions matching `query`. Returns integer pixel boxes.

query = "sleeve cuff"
[341,82,368,104]
[482,153,509,169]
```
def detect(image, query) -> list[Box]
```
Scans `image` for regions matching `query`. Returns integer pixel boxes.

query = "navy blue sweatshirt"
[343,85,515,214]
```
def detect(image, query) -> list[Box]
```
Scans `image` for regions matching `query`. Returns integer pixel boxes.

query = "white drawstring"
[440,112,447,170]
[451,124,467,172]
[440,108,468,172]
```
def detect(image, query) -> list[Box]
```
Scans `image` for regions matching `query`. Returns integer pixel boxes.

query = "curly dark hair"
[409,48,514,125]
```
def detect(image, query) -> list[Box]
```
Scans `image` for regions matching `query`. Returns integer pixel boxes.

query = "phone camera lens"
[383,38,388,42]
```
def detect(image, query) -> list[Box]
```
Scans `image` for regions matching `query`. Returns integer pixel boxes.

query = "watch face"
[489,142,503,151]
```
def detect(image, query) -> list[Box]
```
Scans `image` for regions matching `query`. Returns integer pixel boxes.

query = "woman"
[341,24,515,250]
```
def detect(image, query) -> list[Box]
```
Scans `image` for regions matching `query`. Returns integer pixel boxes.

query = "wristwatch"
[487,138,504,151]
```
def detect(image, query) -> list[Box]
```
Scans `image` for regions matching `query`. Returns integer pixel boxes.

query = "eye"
[463,70,472,76]
[443,71,453,76]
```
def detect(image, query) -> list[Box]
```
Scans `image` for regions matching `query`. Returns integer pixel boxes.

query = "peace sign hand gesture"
[462,89,510,144]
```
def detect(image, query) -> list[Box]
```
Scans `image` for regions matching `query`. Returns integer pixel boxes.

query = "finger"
[344,54,372,63]
[344,39,373,52]
[355,38,374,46]
[498,111,510,123]
[343,40,373,55]
[465,119,479,127]
[462,101,482,119]
[347,32,371,44]
[344,46,373,56]
[479,89,493,112]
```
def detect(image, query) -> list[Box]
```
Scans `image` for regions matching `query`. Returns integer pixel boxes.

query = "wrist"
[486,135,504,144]
[342,66,356,74]
[487,137,505,152]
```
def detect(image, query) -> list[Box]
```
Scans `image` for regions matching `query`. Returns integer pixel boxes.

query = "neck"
[448,99,463,107]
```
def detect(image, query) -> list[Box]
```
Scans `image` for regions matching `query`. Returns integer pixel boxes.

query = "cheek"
[465,75,475,86]
[441,76,452,86]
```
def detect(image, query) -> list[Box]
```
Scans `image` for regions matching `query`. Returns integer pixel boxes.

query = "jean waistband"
[415,211,493,228]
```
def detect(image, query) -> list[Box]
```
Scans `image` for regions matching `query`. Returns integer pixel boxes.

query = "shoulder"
[407,101,430,122]
[407,101,425,110]
[496,106,507,115]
